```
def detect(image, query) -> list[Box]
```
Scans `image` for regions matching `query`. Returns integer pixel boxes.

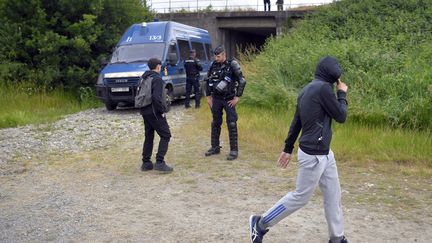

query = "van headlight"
[97,74,104,85]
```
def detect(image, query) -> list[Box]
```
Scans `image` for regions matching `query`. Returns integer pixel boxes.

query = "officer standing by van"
[204,45,246,160]
[184,49,203,108]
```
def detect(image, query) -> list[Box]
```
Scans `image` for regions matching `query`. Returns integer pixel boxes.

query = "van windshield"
[110,43,165,64]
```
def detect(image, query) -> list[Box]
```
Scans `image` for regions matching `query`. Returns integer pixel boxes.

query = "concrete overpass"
[157,10,312,58]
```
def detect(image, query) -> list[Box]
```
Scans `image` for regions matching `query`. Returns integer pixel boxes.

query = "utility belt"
[186,76,200,81]
[187,73,200,79]
[212,88,235,100]
[212,93,235,101]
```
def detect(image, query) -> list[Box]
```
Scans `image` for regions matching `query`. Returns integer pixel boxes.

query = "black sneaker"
[185,105,191,109]
[154,162,173,173]
[195,104,200,108]
[205,146,221,156]
[249,215,268,243]
[141,161,153,171]
[227,151,238,160]
[329,236,348,243]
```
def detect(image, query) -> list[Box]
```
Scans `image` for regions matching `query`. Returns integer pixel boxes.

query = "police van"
[96,21,213,110]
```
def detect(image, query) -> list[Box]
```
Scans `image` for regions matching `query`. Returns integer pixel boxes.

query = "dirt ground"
[1,104,431,242]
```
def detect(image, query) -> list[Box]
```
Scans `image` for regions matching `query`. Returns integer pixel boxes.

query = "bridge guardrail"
[148,0,330,13]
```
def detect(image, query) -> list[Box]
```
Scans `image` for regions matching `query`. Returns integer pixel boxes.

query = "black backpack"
[135,75,153,108]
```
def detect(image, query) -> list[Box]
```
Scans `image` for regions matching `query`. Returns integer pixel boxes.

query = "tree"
[0,0,153,89]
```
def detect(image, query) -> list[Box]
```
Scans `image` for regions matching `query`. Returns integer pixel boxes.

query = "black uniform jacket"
[184,57,202,79]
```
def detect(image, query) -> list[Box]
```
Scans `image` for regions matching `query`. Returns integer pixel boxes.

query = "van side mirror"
[167,53,178,66]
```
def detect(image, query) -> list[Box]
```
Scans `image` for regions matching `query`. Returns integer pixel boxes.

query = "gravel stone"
[0,107,186,175]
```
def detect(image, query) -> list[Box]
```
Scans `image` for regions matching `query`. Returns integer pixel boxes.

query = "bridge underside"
[220,27,275,58]
[216,16,279,57]
[157,11,308,58]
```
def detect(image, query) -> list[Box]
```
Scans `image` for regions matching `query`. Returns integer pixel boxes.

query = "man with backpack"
[138,57,173,173]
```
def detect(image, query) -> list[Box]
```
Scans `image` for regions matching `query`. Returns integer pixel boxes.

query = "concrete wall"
[157,10,309,58]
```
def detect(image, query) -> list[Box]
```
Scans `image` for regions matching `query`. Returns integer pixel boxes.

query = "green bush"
[242,0,432,129]
[0,0,153,90]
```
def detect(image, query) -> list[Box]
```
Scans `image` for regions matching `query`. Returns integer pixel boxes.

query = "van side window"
[168,42,178,64]
[191,42,206,61]
[177,39,190,61]
[205,43,213,61]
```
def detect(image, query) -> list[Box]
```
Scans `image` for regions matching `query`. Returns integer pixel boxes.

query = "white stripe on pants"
[261,148,345,238]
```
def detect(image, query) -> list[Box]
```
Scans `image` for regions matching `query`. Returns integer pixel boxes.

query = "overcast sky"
[148,0,334,13]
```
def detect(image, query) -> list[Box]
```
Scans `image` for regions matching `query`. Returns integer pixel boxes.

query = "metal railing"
[148,0,331,13]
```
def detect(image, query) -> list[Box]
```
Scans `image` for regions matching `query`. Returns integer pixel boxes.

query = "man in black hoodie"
[249,56,348,243]
[140,58,173,173]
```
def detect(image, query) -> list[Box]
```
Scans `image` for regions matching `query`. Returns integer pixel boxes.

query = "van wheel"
[165,88,174,112]
[105,102,117,110]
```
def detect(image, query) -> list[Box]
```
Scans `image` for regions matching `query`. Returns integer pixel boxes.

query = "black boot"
[141,157,153,171]
[227,151,238,160]
[154,161,173,173]
[141,161,153,171]
[205,121,221,156]
[205,146,221,156]
[227,122,238,160]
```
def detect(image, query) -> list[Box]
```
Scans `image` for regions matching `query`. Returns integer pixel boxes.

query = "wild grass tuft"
[0,82,101,128]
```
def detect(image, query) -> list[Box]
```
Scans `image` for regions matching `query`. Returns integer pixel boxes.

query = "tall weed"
[242,0,432,129]
[0,82,100,128]
[194,104,432,172]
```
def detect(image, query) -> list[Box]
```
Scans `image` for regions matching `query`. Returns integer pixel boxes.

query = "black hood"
[314,56,342,83]
[142,70,158,79]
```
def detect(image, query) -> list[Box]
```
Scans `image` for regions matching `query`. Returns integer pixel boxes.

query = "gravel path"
[0,107,185,175]
[1,105,431,242]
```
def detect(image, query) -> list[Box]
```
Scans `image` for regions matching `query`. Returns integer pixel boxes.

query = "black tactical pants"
[264,0,271,11]
[185,77,200,107]
[142,113,171,163]
[211,97,238,151]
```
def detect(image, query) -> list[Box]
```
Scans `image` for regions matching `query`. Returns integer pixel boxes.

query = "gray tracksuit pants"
[261,148,345,238]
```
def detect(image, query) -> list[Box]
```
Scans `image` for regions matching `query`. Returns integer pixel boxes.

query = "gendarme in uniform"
[205,45,246,160]
[184,49,203,108]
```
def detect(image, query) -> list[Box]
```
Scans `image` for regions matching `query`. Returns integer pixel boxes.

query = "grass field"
[193,102,432,177]
[0,83,100,128]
